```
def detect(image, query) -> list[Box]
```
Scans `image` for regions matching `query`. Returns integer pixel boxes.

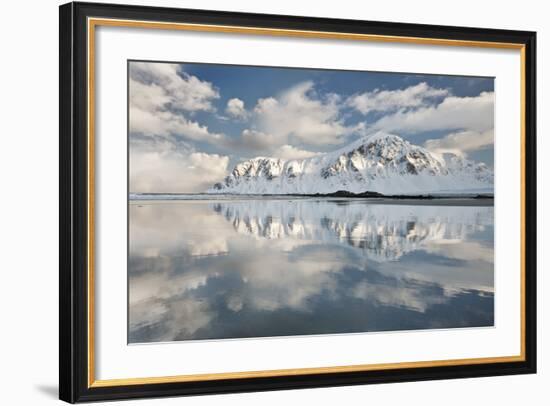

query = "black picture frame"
[60,1,537,403]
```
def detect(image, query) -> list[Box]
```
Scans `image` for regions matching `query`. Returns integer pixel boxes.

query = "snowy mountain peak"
[210,132,494,195]
[230,157,284,179]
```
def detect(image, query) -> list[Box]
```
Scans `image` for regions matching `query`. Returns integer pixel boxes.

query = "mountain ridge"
[210,132,494,195]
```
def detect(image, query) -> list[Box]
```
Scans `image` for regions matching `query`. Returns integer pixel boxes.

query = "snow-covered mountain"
[209,132,493,195]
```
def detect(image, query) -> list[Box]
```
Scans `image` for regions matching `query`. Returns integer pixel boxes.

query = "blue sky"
[129,61,494,192]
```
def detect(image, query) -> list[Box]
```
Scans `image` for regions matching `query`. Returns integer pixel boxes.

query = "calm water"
[128,198,494,344]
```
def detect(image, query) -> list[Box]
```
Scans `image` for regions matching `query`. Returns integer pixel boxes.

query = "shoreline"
[129,193,494,207]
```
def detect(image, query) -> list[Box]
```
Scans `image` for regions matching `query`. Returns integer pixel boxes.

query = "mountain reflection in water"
[129,198,494,344]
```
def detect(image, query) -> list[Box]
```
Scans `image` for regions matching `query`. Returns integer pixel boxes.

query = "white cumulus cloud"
[237,130,318,160]
[347,82,449,114]
[129,62,225,145]
[239,129,279,150]
[274,145,319,160]
[373,91,494,134]
[129,139,229,193]
[130,62,219,112]
[225,98,248,119]
[252,81,358,146]
[424,129,494,156]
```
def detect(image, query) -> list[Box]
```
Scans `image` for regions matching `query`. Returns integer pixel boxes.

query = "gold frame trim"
[87,17,527,388]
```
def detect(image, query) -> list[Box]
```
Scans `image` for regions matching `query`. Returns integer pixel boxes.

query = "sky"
[128,60,494,193]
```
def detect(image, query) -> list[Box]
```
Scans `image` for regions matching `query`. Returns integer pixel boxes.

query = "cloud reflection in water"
[129,199,494,343]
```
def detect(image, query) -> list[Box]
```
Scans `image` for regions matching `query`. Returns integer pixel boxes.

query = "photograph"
[128,60,495,344]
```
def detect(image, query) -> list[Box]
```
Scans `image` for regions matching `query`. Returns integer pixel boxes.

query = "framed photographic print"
[59,1,537,403]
